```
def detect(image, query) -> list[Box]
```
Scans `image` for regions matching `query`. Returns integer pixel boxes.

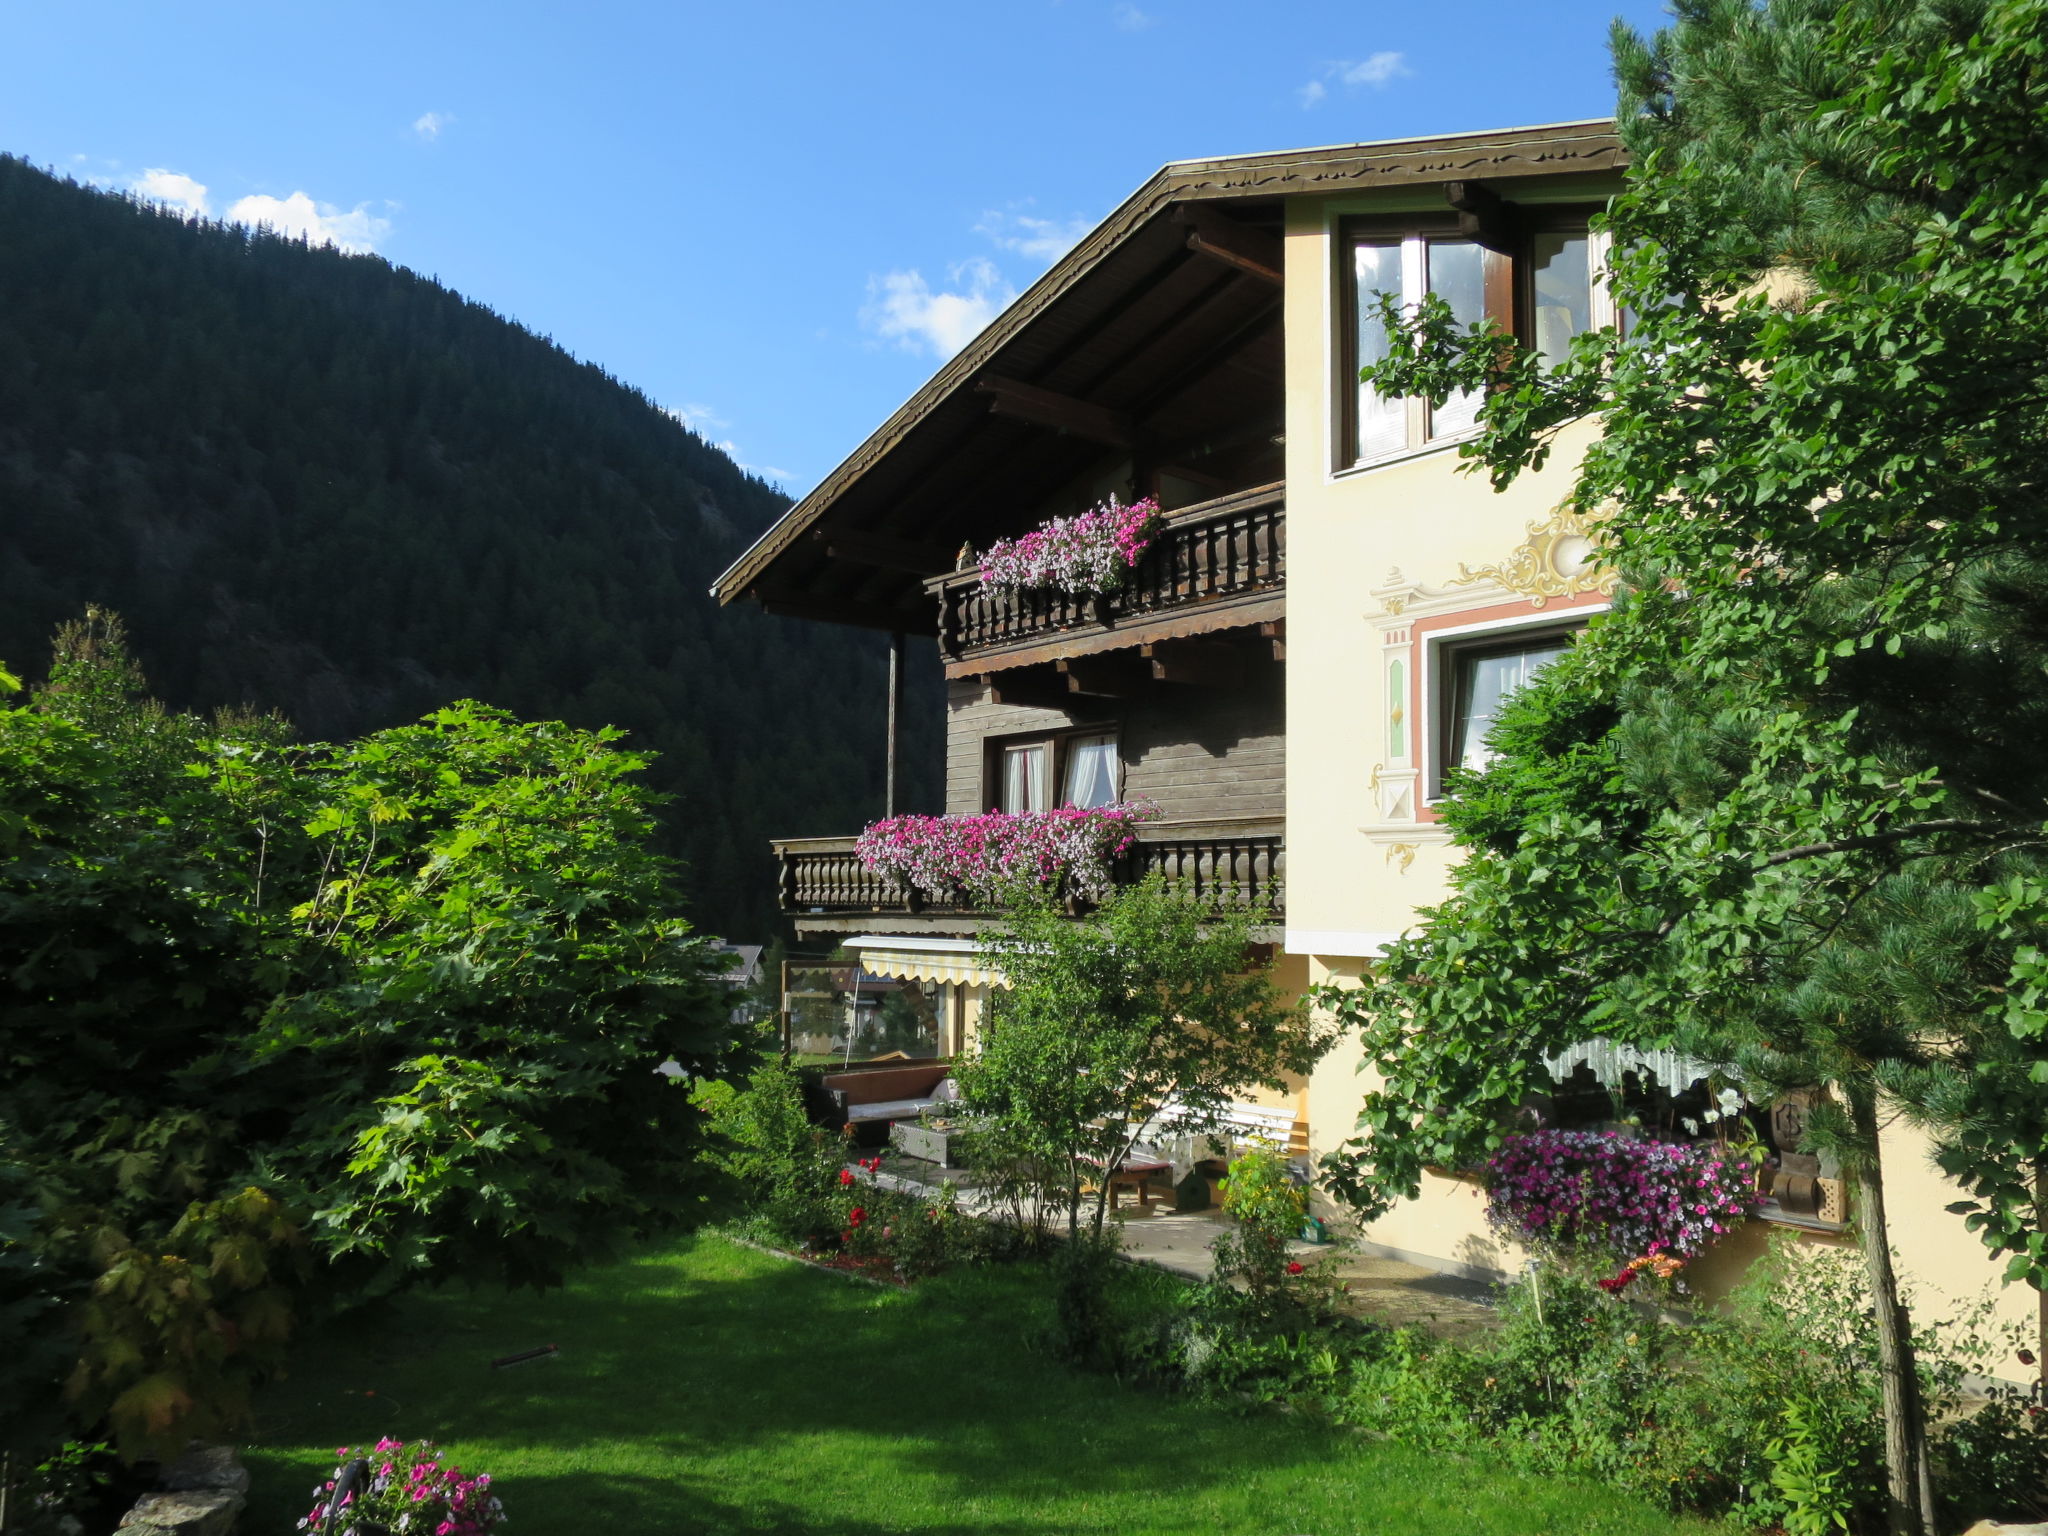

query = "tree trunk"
[1848,1089,1936,1536]
[2035,1155,2048,1389]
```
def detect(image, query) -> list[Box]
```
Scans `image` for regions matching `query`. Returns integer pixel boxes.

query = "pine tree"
[1321,2,2048,1531]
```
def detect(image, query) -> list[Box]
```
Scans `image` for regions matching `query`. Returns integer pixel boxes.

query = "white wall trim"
[844,934,981,954]
[1284,928,1403,957]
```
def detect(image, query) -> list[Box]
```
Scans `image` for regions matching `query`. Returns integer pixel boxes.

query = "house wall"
[944,665,1284,822]
[1277,189,2037,1346]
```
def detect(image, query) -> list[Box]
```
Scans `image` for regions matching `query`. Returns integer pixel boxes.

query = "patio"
[862,1148,1502,1341]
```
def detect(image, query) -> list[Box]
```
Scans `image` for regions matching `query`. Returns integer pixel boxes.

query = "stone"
[1961,1523,2048,1536]
[116,1489,244,1536]
[161,1444,251,1497]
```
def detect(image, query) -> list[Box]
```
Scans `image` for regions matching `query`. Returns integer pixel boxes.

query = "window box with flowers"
[1484,1128,1761,1295]
[854,801,1159,908]
[977,495,1164,599]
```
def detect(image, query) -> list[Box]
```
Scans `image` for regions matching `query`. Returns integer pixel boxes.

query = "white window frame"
[1420,607,1606,803]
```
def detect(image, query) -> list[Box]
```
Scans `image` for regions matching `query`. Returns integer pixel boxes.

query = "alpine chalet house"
[713,119,2030,1337]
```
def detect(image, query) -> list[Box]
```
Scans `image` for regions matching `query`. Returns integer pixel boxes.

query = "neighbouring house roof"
[707,942,764,987]
[711,118,1623,633]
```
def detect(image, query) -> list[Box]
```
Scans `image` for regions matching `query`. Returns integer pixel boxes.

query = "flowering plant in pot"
[978,495,1163,598]
[855,801,1158,905]
[1484,1128,1759,1287]
[300,1438,505,1535]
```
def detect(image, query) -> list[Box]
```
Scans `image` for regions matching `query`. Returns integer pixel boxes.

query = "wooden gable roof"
[713,119,1624,632]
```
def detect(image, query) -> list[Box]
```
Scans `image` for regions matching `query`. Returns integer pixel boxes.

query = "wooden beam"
[1444,180,1518,254]
[1142,638,1244,689]
[1174,205,1283,286]
[978,669,1076,712]
[813,527,956,576]
[1057,653,1152,699]
[1259,619,1286,663]
[977,375,1135,449]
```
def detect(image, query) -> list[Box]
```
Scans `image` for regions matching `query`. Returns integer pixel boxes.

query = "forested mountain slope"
[0,154,939,939]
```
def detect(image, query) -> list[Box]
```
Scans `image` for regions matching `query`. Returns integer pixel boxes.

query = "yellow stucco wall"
[1275,191,2036,1344]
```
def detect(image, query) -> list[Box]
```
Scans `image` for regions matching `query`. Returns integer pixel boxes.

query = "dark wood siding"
[945,657,1284,820]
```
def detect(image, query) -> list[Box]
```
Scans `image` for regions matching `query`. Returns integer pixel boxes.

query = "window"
[1442,630,1573,778]
[1000,741,1051,812]
[1343,213,1609,467]
[995,731,1120,812]
[1062,733,1119,809]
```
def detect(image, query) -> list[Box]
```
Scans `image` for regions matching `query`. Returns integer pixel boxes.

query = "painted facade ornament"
[1450,502,1619,607]
[1383,841,1419,873]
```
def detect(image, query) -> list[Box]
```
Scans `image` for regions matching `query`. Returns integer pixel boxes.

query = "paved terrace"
[864,1152,1502,1342]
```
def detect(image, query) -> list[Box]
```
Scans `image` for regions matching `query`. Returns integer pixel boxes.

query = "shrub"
[699,1060,849,1248]
[1208,1149,1345,1330]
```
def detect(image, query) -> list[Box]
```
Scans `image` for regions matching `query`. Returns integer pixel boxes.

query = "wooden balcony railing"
[774,817,1284,920]
[930,481,1284,665]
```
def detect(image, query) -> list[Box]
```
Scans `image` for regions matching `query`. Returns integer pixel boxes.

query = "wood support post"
[885,630,904,817]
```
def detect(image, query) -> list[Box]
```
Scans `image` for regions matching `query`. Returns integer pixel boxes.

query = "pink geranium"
[855,802,1159,903]
[978,496,1163,597]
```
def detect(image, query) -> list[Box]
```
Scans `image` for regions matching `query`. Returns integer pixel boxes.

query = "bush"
[699,1060,850,1248]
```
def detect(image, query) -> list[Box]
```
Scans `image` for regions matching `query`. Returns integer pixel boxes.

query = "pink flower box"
[978,496,1163,598]
[855,802,1160,904]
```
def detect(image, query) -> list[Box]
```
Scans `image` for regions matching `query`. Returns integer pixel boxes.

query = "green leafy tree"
[961,877,1334,1242]
[0,619,747,1458]
[1316,2,2048,1531]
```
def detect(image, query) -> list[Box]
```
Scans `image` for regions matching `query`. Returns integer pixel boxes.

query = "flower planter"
[977,496,1163,599]
[855,802,1159,907]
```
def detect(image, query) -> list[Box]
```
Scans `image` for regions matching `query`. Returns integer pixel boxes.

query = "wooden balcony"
[773,816,1284,930]
[929,482,1284,672]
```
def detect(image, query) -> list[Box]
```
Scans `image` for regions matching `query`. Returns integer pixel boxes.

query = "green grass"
[243,1232,1721,1536]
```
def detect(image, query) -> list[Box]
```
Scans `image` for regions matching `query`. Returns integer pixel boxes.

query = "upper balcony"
[927,481,1284,673]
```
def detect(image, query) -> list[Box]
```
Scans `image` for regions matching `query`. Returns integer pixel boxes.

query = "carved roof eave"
[710,119,1625,607]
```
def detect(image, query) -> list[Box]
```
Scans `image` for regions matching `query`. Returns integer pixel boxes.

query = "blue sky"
[1,0,1668,496]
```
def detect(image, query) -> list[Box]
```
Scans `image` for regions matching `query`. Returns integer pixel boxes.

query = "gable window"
[1343,213,1609,468]
[1445,633,1572,774]
[996,731,1121,813]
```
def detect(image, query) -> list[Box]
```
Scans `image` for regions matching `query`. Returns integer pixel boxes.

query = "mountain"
[0,153,940,940]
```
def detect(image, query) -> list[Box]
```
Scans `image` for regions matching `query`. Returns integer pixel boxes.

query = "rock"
[116,1488,244,1536]
[161,1444,251,1496]
[1961,1524,2048,1536]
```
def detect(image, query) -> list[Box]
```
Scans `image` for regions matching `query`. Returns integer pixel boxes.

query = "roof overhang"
[714,118,1623,631]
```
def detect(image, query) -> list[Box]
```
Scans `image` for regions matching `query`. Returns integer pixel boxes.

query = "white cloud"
[413,110,454,141]
[665,402,730,434]
[974,207,1092,264]
[1300,50,1411,107]
[862,257,1016,358]
[1338,52,1410,86]
[225,191,392,253]
[1112,2,1155,30]
[130,168,210,217]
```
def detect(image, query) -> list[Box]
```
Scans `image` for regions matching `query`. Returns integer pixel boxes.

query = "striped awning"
[844,936,1008,988]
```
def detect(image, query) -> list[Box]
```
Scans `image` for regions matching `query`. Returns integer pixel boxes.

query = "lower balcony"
[773,816,1283,933]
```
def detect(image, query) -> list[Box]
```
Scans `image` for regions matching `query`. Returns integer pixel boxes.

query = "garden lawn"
[243,1232,1721,1536]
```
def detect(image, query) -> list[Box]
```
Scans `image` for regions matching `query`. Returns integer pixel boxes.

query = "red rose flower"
[848,1207,866,1226]
[839,1169,855,1186]
[1286,1261,1305,1275]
